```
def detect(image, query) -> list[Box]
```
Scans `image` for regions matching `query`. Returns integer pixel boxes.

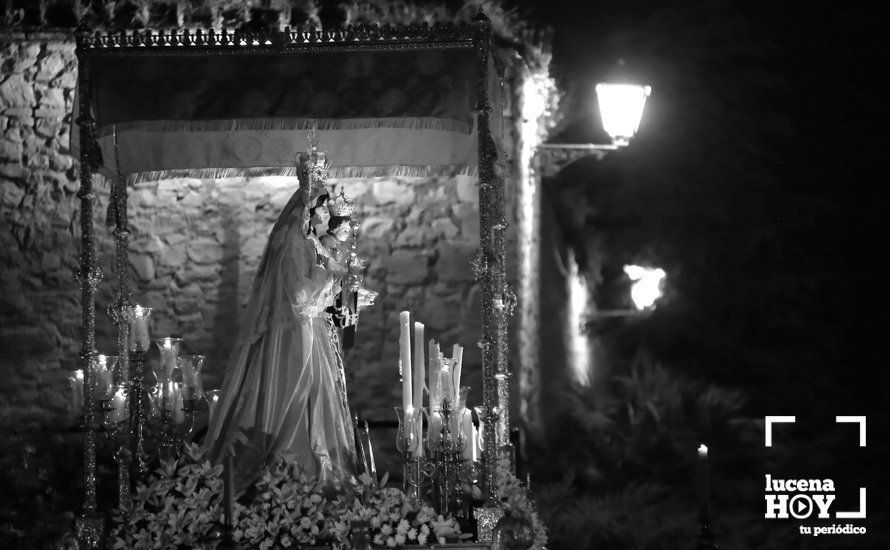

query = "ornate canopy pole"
[474,0,515,490]
[73,25,104,549]
[110,126,132,509]
[472,9,515,540]
[472,8,499,507]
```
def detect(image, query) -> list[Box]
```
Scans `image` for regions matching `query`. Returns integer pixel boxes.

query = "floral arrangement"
[330,472,465,548]
[109,444,226,549]
[109,444,466,549]
[232,454,335,548]
[495,456,548,550]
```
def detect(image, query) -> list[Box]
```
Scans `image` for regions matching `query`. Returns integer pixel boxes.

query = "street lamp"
[624,264,666,311]
[542,82,651,154]
[538,82,652,388]
[588,265,667,319]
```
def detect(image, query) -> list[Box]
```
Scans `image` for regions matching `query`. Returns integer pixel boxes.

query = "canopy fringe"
[96,117,474,137]
[116,164,478,184]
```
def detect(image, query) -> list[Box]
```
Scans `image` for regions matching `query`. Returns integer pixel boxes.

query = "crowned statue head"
[326,189,356,243]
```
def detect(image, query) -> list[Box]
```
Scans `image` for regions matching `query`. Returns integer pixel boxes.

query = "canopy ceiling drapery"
[77,44,503,182]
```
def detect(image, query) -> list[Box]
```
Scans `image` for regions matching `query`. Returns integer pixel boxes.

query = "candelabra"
[429,399,467,518]
[395,399,484,526]
[129,349,149,482]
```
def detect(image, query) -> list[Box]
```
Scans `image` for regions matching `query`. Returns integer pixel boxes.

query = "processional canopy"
[74,26,502,182]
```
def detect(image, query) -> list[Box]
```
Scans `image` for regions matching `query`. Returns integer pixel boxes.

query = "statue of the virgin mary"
[204,141,356,493]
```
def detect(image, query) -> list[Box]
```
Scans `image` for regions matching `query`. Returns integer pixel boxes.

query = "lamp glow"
[596,83,651,146]
[568,251,591,385]
[623,264,666,310]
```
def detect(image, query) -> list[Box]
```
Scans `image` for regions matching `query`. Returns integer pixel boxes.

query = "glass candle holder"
[108,384,129,424]
[155,337,182,382]
[438,358,456,409]
[128,305,152,352]
[178,355,205,399]
[394,406,423,457]
[92,354,117,400]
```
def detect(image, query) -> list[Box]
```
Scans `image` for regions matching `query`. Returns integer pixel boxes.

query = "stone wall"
[1,33,507,428]
[111,174,485,422]
[1,33,80,425]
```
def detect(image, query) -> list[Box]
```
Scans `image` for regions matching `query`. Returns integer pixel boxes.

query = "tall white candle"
[413,322,425,411]
[473,405,485,453]
[452,344,463,403]
[428,340,440,411]
[461,409,474,460]
[438,359,454,408]
[399,312,412,411]
[471,425,479,462]
[363,420,377,476]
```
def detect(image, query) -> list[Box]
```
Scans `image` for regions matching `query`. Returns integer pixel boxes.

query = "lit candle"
[69,370,84,416]
[156,338,181,381]
[470,425,479,462]
[406,406,423,458]
[93,355,113,400]
[698,444,710,519]
[128,305,152,351]
[172,382,185,424]
[363,420,377,477]
[207,390,221,423]
[413,322,425,411]
[399,312,412,411]
[460,408,474,461]
[452,344,463,403]
[473,405,485,456]
[428,339,440,411]
[438,359,454,409]
[109,386,128,423]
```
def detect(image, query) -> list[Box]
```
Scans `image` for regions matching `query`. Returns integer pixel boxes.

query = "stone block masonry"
[0,35,503,426]
[1,31,534,437]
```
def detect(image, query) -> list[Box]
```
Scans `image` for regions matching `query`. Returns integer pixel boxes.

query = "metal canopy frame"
[73,13,512,537]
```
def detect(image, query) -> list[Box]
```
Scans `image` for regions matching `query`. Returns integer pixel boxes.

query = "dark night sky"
[508,0,886,412]
[511,3,888,545]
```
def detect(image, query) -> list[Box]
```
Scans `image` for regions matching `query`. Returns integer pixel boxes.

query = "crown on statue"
[297,125,330,206]
[328,189,356,217]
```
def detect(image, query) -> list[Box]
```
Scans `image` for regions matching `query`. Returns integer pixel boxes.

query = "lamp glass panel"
[596,84,651,142]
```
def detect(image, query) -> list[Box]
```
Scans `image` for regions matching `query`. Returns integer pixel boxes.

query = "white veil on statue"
[204,143,356,494]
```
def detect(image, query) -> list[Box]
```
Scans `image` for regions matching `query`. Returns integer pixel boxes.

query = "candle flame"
[698,444,708,457]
